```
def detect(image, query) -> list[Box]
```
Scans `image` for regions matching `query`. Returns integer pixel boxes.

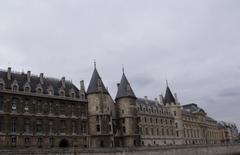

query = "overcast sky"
[0,0,239,129]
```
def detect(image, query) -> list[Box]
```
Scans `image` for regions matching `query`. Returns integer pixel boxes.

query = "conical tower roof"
[115,73,136,100]
[164,85,176,104]
[87,68,109,95]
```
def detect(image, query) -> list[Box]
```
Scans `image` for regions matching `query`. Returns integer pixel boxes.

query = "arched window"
[36,87,42,94]
[12,85,18,92]
[59,90,65,96]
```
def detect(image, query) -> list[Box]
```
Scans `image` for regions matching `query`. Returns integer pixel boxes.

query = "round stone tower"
[87,65,114,148]
[115,71,140,147]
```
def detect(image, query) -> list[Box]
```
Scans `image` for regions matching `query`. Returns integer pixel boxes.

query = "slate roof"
[136,98,162,108]
[182,103,206,115]
[164,86,176,104]
[87,68,109,95]
[0,69,80,98]
[115,73,136,100]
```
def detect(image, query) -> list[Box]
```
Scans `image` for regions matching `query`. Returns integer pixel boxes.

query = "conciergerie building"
[0,65,238,148]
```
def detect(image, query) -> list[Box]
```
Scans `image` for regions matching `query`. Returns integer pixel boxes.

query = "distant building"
[0,66,238,148]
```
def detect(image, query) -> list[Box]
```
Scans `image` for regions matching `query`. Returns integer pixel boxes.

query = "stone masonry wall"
[0,144,240,155]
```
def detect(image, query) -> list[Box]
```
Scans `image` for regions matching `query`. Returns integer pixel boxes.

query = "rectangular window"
[11,118,17,133]
[123,126,126,133]
[36,119,43,133]
[0,117,3,132]
[97,125,100,132]
[0,96,3,111]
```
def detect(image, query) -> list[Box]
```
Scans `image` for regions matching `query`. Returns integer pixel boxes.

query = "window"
[59,90,65,96]
[24,100,29,112]
[123,126,126,133]
[122,118,125,124]
[146,128,149,135]
[72,121,76,134]
[71,92,75,98]
[0,83,4,90]
[24,86,30,92]
[36,119,43,133]
[11,118,17,132]
[122,109,124,114]
[12,85,18,92]
[151,128,154,135]
[36,87,42,94]
[49,120,53,134]
[12,98,18,112]
[0,117,3,132]
[174,111,177,116]
[97,125,100,132]
[0,96,3,111]
[60,120,65,133]
[96,106,98,111]
[175,123,178,129]
[48,89,53,95]
[24,118,30,133]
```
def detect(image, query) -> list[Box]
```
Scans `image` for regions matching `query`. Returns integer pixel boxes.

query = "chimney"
[117,83,120,88]
[155,98,159,104]
[40,73,44,84]
[80,80,85,91]
[144,96,148,104]
[7,67,11,80]
[158,94,164,105]
[61,77,65,88]
[27,71,31,82]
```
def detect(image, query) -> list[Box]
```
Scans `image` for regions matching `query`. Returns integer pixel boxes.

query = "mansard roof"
[136,98,163,108]
[0,69,80,98]
[115,73,136,100]
[87,68,109,95]
[164,86,176,104]
[182,103,206,115]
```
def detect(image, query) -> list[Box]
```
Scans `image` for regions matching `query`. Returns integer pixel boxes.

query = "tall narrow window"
[11,118,17,133]
[0,117,3,132]
[36,119,43,133]
[24,118,30,133]
[12,98,18,112]
[72,121,76,134]
[60,120,65,134]
[0,96,3,111]
[96,125,100,132]
[49,120,53,134]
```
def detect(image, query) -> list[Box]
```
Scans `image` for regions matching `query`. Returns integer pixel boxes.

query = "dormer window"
[0,83,4,90]
[97,79,102,91]
[71,92,75,98]
[24,86,30,92]
[47,86,54,95]
[0,79,5,90]
[36,84,43,94]
[59,90,65,96]
[37,88,42,94]
[12,85,18,92]
[69,89,75,98]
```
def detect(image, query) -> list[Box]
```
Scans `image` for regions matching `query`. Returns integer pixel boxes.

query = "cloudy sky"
[0,0,240,128]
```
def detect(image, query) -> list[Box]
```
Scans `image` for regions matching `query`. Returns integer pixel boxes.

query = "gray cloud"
[0,0,240,128]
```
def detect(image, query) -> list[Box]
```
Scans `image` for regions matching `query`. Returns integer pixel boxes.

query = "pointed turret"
[87,67,109,95]
[115,72,136,101]
[164,85,176,105]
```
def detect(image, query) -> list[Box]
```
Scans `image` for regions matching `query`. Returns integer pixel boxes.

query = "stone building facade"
[0,66,238,148]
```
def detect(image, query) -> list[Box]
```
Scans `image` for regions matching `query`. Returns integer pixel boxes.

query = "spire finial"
[122,64,125,74]
[94,59,96,69]
[166,80,169,87]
